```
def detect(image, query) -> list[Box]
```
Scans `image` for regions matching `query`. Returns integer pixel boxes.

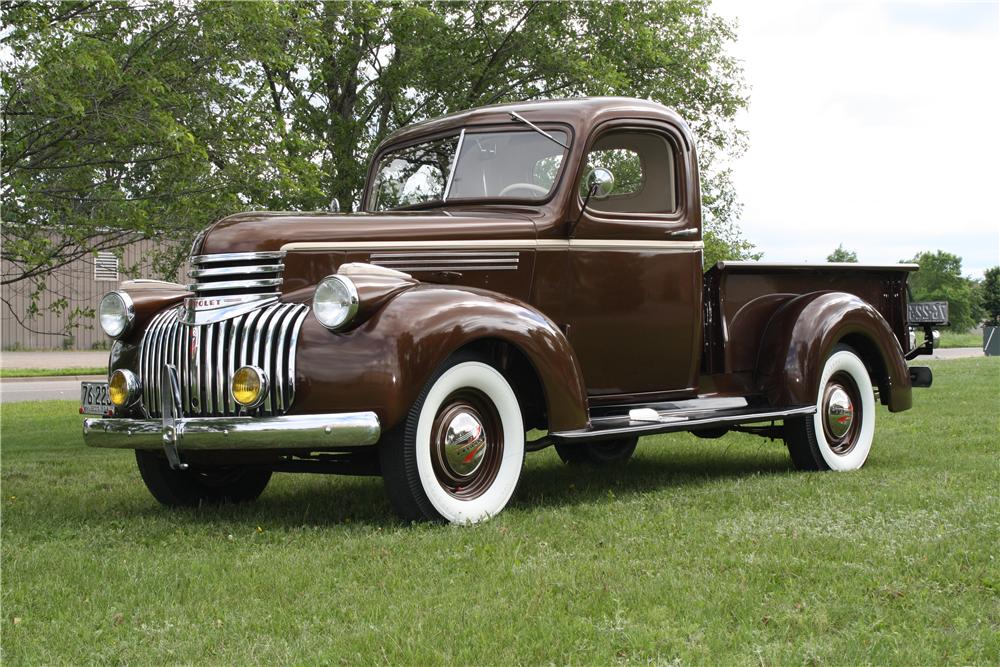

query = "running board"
[551,404,816,442]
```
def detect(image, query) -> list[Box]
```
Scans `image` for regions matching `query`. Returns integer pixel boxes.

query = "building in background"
[1,240,183,350]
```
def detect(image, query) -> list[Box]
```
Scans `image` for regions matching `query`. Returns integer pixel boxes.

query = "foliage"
[827,244,858,263]
[905,251,982,332]
[3,357,998,663]
[2,0,754,323]
[980,266,1000,326]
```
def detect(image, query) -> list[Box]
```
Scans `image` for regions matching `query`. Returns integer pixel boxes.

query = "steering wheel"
[498,182,549,198]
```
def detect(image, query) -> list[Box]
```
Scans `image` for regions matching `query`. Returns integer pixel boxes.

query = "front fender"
[755,291,912,412]
[291,284,589,433]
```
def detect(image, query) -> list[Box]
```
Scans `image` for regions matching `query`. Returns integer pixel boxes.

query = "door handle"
[666,228,698,238]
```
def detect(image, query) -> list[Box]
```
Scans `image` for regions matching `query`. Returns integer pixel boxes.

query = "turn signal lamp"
[109,369,139,407]
[231,366,267,408]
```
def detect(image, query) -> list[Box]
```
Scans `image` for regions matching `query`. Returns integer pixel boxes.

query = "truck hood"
[198,209,537,255]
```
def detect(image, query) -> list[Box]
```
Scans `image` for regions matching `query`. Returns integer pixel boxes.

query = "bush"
[981,266,1000,327]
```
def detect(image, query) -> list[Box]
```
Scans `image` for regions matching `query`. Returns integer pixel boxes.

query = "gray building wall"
[1,240,184,350]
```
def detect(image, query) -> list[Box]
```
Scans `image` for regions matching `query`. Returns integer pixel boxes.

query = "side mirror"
[585,168,614,200]
[569,167,616,239]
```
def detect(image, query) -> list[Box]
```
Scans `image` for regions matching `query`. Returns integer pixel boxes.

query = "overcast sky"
[711,0,999,278]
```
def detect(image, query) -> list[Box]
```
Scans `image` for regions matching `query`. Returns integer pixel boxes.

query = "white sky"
[711,0,1000,278]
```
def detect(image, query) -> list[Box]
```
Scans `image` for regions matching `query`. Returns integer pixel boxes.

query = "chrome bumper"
[83,412,381,450]
[82,364,379,455]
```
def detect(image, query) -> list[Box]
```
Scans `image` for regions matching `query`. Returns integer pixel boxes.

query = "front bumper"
[83,412,381,450]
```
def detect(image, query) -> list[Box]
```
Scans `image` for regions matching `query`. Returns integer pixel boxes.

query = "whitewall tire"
[380,354,525,524]
[785,344,876,471]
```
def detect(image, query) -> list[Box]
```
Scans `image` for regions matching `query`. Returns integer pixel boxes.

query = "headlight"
[313,275,359,330]
[231,365,268,408]
[99,291,134,338]
[109,369,140,407]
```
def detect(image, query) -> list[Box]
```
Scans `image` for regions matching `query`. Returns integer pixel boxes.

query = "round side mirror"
[586,168,615,200]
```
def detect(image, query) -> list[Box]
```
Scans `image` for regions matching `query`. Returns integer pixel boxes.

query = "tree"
[906,251,982,332]
[827,244,858,263]
[2,1,754,324]
[981,266,1000,327]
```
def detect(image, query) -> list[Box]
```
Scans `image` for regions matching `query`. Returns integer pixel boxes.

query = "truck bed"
[702,261,918,375]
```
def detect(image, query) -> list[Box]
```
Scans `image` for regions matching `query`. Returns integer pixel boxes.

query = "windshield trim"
[441,129,466,203]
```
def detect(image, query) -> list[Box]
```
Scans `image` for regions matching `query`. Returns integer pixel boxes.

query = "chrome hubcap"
[442,410,488,477]
[825,386,854,438]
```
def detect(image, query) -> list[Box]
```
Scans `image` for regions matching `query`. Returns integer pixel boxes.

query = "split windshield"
[369,128,569,211]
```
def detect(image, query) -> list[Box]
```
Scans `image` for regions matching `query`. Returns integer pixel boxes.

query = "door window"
[580,131,677,214]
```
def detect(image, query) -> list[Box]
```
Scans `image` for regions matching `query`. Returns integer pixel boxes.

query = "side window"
[580,131,677,214]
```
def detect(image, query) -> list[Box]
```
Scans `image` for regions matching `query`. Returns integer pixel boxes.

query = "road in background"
[1,351,109,369]
[1,376,104,403]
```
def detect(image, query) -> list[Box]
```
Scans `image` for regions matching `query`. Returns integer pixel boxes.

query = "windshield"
[370,129,569,211]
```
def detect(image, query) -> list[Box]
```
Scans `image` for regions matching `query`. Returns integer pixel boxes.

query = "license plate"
[80,382,113,415]
[907,301,949,325]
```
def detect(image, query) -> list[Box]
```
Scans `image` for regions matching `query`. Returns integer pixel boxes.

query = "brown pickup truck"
[82,97,939,523]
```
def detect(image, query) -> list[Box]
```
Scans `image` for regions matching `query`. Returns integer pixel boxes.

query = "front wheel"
[784,344,876,471]
[379,355,525,524]
[135,450,272,506]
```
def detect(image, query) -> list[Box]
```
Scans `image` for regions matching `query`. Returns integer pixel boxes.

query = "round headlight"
[99,291,134,338]
[313,275,359,330]
[232,365,268,408]
[109,369,140,407]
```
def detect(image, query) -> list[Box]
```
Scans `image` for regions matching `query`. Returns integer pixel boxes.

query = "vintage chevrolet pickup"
[82,97,941,523]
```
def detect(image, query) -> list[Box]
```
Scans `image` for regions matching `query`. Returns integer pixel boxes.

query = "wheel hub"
[825,386,854,438]
[821,372,862,455]
[430,389,504,500]
[442,410,488,477]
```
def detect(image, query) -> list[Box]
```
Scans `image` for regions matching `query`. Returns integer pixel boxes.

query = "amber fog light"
[231,365,268,408]
[109,369,140,407]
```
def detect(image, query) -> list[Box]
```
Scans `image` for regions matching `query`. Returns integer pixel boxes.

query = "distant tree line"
[2,0,754,328]
[828,245,998,332]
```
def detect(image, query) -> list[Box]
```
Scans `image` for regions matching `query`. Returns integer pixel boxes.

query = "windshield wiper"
[509,112,569,150]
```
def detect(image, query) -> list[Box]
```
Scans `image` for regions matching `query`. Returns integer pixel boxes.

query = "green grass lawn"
[2,358,998,665]
[938,330,985,349]
[0,367,105,378]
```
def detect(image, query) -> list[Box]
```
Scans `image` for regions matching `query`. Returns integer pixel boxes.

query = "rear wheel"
[135,450,272,506]
[379,354,525,524]
[554,437,638,465]
[784,344,876,471]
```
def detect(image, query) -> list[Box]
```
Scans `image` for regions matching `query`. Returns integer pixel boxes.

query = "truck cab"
[82,98,938,523]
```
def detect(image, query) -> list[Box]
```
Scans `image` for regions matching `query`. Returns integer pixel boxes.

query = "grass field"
[0,367,105,378]
[938,330,985,349]
[2,358,998,665]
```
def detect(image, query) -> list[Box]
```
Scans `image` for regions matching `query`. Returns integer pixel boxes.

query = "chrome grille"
[138,302,309,417]
[187,251,285,296]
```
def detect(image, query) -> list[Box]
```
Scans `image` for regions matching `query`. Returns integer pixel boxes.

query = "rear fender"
[292,284,590,433]
[755,291,912,412]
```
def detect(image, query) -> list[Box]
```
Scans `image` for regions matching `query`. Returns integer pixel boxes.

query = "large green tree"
[3,0,752,318]
[906,251,983,332]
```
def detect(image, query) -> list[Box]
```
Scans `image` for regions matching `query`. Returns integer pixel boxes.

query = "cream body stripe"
[281,239,704,251]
